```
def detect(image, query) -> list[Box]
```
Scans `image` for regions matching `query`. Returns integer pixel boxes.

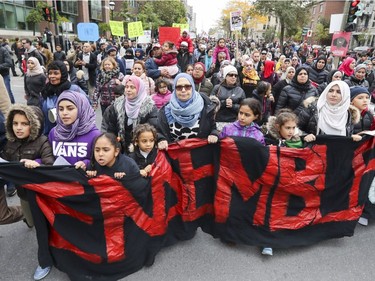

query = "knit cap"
[354,64,367,72]
[223,65,238,78]
[350,86,370,101]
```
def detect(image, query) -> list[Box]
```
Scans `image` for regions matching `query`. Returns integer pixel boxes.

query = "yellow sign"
[128,21,144,38]
[109,21,124,36]
[172,23,189,33]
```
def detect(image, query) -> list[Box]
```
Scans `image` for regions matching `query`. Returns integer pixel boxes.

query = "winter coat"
[157,93,219,143]
[101,95,158,153]
[0,74,11,114]
[176,35,194,54]
[265,115,303,147]
[212,46,230,64]
[0,46,12,76]
[154,50,178,66]
[25,46,44,66]
[128,146,158,170]
[352,110,375,134]
[93,72,124,107]
[75,52,97,86]
[344,75,370,89]
[1,105,55,199]
[307,64,328,86]
[194,77,213,96]
[271,79,290,112]
[210,82,246,122]
[298,96,360,136]
[275,83,318,116]
[88,153,139,177]
[24,73,46,107]
[219,120,265,145]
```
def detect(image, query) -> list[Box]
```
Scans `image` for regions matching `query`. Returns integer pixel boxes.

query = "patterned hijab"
[123,75,148,124]
[26,57,44,77]
[317,80,350,136]
[54,90,96,141]
[165,73,204,127]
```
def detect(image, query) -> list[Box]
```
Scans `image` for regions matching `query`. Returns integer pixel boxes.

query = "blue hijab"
[165,73,204,127]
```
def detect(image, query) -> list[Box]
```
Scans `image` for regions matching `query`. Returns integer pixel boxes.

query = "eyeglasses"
[175,84,192,91]
[227,73,238,77]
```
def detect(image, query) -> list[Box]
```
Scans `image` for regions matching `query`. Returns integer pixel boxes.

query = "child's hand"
[20,159,40,169]
[304,134,316,142]
[268,94,275,102]
[158,140,168,150]
[86,170,97,178]
[75,161,86,170]
[352,134,362,142]
[114,172,126,179]
[208,135,218,144]
[140,169,148,177]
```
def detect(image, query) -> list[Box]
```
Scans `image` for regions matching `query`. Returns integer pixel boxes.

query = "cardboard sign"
[173,23,189,33]
[158,27,181,45]
[77,23,99,42]
[230,10,242,31]
[109,21,124,36]
[128,21,144,38]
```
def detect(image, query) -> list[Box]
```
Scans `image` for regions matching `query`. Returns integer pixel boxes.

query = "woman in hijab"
[157,73,219,150]
[271,66,295,112]
[239,58,260,98]
[41,61,87,135]
[338,56,356,79]
[275,66,318,116]
[101,75,158,153]
[24,57,46,107]
[191,62,213,96]
[317,69,343,95]
[260,60,278,86]
[308,55,328,87]
[299,80,361,142]
[344,64,370,89]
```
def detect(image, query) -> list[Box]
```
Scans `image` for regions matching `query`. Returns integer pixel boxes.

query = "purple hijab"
[54,90,97,141]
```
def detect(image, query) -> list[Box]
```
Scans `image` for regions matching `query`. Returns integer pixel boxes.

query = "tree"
[254,0,311,50]
[314,18,330,45]
[26,1,48,36]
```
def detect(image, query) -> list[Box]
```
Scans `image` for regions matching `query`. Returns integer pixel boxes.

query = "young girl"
[132,60,155,95]
[128,124,158,177]
[253,81,275,125]
[265,108,303,148]
[86,133,139,178]
[1,104,55,227]
[185,64,194,75]
[262,109,303,256]
[212,38,230,65]
[152,78,172,109]
[219,98,265,145]
[93,57,124,114]
[153,41,179,77]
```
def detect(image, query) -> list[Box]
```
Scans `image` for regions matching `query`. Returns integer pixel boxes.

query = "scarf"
[165,73,204,127]
[26,57,44,77]
[98,67,120,85]
[193,62,206,84]
[54,90,96,141]
[317,80,350,136]
[312,55,327,73]
[242,67,259,84]
[263,60,275,79]
[338,57,355,77]
[290,66,311,92]
[124,76,147,125]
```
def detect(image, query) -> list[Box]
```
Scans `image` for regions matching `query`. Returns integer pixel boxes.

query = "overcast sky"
[187,0,230,33]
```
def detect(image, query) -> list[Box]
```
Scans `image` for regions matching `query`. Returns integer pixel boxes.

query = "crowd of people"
[1,32,375,280]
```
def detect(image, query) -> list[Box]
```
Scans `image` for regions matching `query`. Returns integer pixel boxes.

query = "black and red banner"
[0,136,374,280]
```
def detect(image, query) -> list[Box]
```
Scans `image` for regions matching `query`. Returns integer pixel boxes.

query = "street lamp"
[109,1,115,20]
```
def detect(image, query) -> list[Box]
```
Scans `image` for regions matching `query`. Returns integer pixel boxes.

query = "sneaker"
[6,188,16,197]
[262,247,273,256]
[33,265,51,280]
[358,217,368,226]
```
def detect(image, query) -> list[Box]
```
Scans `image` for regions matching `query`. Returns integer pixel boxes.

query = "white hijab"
[317,80,350,136]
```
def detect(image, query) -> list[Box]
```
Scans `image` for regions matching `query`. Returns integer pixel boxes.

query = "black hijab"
[291,66,311,91]
[42,60,71,98]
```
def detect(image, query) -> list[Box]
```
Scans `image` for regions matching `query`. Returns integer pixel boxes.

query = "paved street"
[1,75,375,281]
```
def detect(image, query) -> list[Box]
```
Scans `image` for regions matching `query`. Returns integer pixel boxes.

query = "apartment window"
[319,4,323,13]
[59,0,78,15]
[90,0,102,21]
[313,6,316,14]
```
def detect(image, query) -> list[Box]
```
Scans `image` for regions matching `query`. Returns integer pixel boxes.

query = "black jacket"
[157,93,219,143]
[75,52,98,87]
[0,46,12,76]
[128,146,157,170]
[353,110,374,134]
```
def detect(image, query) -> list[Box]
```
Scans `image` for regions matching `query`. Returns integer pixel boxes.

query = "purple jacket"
[49,127,101,166]
[152,92,172,109]
[219,121,265,145]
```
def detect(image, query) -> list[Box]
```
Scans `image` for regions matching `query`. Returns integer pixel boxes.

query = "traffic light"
[345,0,363,32]
[42,7,52,22]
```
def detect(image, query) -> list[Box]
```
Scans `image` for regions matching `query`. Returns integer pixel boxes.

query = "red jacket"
[154,50,178,66]
[176,35,194,54]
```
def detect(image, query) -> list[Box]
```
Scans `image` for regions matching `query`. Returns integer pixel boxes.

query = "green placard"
[109,21,124,36]
[128,21,144,38]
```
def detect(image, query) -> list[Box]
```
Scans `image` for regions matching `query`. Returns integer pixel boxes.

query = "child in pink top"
[212,38,231,64]
[152,79,171,109]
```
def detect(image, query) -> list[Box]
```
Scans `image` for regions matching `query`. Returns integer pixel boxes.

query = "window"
[90,0,102,21]
[313,6,316,14]
[319,4,323,13]
[4,3,17,29]
[59,0,78,15]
